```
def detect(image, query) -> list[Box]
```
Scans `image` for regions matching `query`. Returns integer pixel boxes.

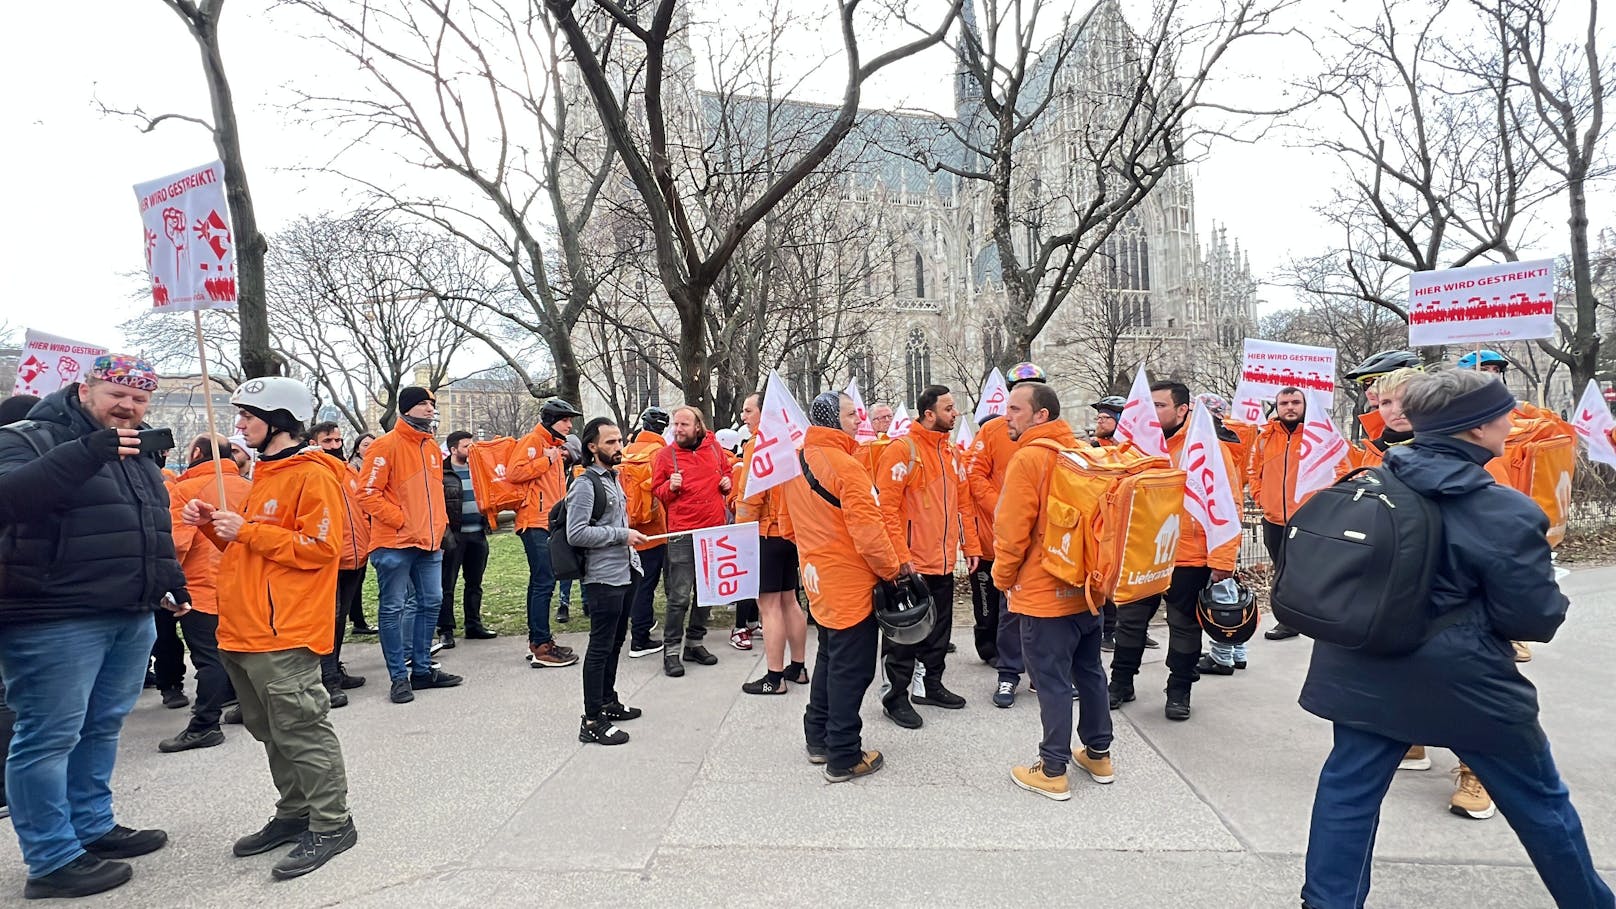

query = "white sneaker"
[1399,745,1432,771]
[430,641,445,656]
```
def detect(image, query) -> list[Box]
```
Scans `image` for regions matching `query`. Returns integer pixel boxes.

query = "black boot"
[1165,690,1192,721]
[1107,679,1135,711]
[271,820,358,880]
[22,854,132,899]
[234,815,310,857]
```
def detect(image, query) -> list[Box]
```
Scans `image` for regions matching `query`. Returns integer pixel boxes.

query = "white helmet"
[231,377,314,422]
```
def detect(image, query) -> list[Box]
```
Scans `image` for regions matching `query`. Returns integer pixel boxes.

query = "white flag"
[888,404,913,438]
[1571,380,1616,468]
[1117,363,1168,458]
[1294,388,1351,499]
[844,379,877,442]
[975,368,1009,422]
[11,330,110,398]
[693,522,761,606]
[745,371,810,497]
[954,418,976,451]
[133,160,238,312]
[1179,403,1242,552]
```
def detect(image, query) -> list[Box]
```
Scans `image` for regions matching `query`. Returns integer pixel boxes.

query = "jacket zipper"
[420,438,435,548]
[267,583,279,636]
[1281,430,1295,521]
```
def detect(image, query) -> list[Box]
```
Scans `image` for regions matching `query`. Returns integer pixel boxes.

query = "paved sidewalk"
[1,567,1612,908]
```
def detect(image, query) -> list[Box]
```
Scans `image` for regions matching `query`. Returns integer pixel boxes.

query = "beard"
[599,449,624,467]
[676,428,706,450]
[1279,413,1304,428]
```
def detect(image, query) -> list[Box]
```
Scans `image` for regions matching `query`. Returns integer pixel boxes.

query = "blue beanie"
[1408,378,1515,435]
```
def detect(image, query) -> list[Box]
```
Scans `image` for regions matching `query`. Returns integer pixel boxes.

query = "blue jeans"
[519,528,556,646]
[1208,641,1247,667]
[371,547,445,682]
[0,612,156,877]
[1303,723,1613,909]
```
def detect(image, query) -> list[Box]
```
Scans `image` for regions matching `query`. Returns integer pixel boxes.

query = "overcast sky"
[0,0,1607,356]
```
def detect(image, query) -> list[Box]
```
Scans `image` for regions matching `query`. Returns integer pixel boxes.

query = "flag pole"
[192,310,230,508]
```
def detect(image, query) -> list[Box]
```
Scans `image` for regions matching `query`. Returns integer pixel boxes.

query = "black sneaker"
[326,685,349,709]
[22,854,132,900]
[390,679,415,704]
[1143,633,1161,649]
[410,669,464,690]
[1165,693,1192,721]
[338,665,366,689]
[682,645,718,665]
[271,819,358,880]
[663,652,685,677]
[805,744,829,765]
[351,623,379,635]
[83,825,168,860]
[160,687,189,710]
[600,702,642,721]
[222,704,243,724]
[439,631,456,650]
[556,608,571,625]
[945,642,957,654]
[1100,634,1116,652]
[1107,682,1135,711]
[1195,655,1235,676]
[628,640,661,659]
[233,815,310,857]
[1265,623,1300,641]
[159,728,225,753]
[578,716,629,745]
[914,685,967,709]
[742,675,788,695]
[883,700,924,729]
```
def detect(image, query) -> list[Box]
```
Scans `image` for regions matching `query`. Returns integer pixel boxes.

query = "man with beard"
[875,385,980,728]
[651,406,733,676]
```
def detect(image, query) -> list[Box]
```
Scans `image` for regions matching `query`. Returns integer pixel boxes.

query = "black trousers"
[733,599,759,628]
[881,573,954,704]
[440,530,490,633]
[178,611,234,732]
[803,613,879,770]
[970,559,998,661]
[1109,566,1211,697]
[629,545,665,646]
[1262,519,1285,567]
[323,568,367,685]
[582,577,637,718]
[345,564,371,628]
[152,609,185,690]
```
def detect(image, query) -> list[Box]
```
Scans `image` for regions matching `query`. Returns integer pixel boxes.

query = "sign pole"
[192,310,230,508]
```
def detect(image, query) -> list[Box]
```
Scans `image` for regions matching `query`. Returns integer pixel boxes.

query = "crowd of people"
[0,349,1608,907]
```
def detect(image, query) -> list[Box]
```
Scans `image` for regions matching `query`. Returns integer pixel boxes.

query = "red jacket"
[652,432,732,532]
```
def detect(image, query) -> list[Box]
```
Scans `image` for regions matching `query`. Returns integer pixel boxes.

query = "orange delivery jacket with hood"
[508,422,569,531]
[990,419,1089,617]
[967,415,1019,560]
[874,424,980,575]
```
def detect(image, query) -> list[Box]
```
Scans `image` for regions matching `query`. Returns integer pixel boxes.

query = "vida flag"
[974,368,1010,422]
[844,379,877,442]
[888,404,913,438]
[1293,388,1351,499]
[1117,363,1167,458]
[744,371,810,497]
[1178,402,1241,552]
[693,522,761,606]
[1571,380,1616,469]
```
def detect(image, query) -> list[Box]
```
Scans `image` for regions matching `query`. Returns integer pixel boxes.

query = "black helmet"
[873,574,934,646]
[1091,395,1126,415]
[640,406,671,435]
[540,398,584,427]
[1344,350,1421,385]
[1196,578,1258,645]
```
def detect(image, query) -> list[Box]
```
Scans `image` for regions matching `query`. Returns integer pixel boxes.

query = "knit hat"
[810,393,842,429]
[1407,378,1516,435]
[398,386,435,414]
[89,354,159,392]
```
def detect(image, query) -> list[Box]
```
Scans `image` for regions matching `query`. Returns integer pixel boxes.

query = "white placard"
[1230,339,1337,425]
[1407,259,1556,346]
[11,330,110,398]
[133,160,238,312]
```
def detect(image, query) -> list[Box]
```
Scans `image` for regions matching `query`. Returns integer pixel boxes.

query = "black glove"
[82,428,128,463]
[170,588,192,607]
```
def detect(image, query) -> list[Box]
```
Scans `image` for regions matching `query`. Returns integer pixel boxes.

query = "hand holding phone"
[136,428,175,457]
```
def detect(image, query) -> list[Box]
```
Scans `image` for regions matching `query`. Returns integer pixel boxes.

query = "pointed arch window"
[904,328,932,408]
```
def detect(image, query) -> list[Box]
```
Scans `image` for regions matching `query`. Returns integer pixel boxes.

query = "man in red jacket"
[651,407,732,677]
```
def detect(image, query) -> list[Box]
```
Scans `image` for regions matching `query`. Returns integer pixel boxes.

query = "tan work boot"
[1398,745,1432,771]
[1512,641,1532,662]
[823,750,883,783]
[1072,748,1115,784]
[1450,764,1496,819]
[1011,760,1071,801]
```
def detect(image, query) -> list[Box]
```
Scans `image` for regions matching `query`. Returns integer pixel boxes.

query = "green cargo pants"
[220,647,350,832]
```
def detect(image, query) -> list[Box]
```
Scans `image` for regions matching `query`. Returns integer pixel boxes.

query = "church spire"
[955,0,983,113]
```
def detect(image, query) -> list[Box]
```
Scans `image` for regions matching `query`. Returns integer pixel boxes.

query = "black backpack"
[1270,466,1452,655]
[547,471,609,582]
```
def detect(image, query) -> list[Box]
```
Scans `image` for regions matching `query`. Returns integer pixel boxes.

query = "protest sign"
[134,160,238,312]
[11,330,109,398]
[693,522,760,606]
[1407,259,1556,346]
[1230,339,1337,425]
[744,371,809,497]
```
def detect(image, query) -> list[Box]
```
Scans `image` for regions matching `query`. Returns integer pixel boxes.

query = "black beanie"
[398,386,435,415]
[1408,379,1516,435]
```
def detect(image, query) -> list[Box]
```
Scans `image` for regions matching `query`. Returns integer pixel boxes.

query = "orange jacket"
[338,462,372,569]
[874,425,981,575]
[1166,427,1242,571]
[734,437,792,539]
[1222,418,1257,489]
[508,423,569,531]
[779,426,901,629]
[208,449,345,654]
[855,435,892,476]
[620,431,668,549]
[990,420,1090,617]
[358,420,446,551]
[968,417,1018,559]
[168,460,252,615]
[1247,419,1349,524]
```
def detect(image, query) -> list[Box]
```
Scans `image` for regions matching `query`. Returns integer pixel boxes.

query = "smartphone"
[137,428,176,456]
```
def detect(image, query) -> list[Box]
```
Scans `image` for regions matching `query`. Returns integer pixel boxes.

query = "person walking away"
[160,434,251,752]
[183,377,358,881]
[0,356,186,899]
[359,387,463,703]
[509,399,585,668]
[1108,382,1241,722]
[439,431,496,648]
[650,406,733,676]
[875,385,980,727]
[1298,369,1612,909]
[780,393,902,782]
[993,383,1114,800]
[565,419,649,745]
[735,392,809,694]
[620,407,671,659]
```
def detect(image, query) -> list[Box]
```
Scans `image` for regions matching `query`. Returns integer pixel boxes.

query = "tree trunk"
[1565,174,1601,389]
[674,285,712,417]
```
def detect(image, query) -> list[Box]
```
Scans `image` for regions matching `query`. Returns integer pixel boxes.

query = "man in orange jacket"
[621,407,671,659]
[994,382,1114,800]
[875,384,980,728]
[182,377,356,880]
[1108,381,1242,722]
[309,422,368,705]
[160,434,252,754]
[780,393,902,782]
[508,399,584,668]
[359,387,463,702]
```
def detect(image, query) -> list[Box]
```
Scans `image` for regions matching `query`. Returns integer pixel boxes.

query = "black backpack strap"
[588,470,609,522]
[798,451,841,509]
[0,420,56,458]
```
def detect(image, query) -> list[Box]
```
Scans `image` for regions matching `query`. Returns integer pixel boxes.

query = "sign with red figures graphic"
[1407,259,1556,347]
[12,330,110,399]
[133,160,238,312]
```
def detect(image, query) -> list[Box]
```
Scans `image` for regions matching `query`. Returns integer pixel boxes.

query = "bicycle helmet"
[1456,349,1508,373]
[1196,578,1259,645]
[540,398,585,428]
[1091,396,1126,415]
[231,377,314,435]
[1006,362,1047,387]
[639,406,671,435]
[1344,350,1422,385]
[873,574,935,646]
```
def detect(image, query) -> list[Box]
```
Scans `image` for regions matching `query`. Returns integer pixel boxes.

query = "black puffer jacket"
[0,385,185,625]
